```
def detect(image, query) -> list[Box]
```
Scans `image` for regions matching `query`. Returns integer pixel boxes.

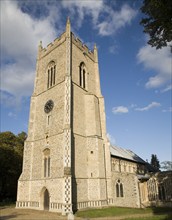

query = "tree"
[140,0,172,49]
[150,154,160,170]
[0,131,17,148]
[0,131,26,202]
[0,146,20,201]
[16,132,27,157]
[161,161,172,171]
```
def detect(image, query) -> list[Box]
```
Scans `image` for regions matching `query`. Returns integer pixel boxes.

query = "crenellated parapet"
[38,32,66,58]
[38,31,95,62]
[71,33,95,61]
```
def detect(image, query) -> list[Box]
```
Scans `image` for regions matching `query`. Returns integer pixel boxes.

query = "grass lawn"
[75,206,172,219]
[1,203,171,219]
[127,216,171,220]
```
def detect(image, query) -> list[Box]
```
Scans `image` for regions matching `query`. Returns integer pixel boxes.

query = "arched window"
[116,183,119,197]
[47,61,56,89]
[43,148,50,178]
[116,179,124,197]
[79,62,87,89]
[120,183,123,197]
[147,178,157,201]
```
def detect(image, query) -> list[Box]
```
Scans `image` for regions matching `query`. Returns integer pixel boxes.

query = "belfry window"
[116,179,124,197]
[47,61,56,88]
[43,148,50,178]
[79,62,87,89]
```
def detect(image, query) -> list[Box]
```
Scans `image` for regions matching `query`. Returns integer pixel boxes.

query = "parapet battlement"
[72,33,95,60]
[39,31,95,61]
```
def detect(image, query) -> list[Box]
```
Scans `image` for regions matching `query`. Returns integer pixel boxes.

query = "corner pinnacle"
[94,43,98,62]
[66,17,71,37]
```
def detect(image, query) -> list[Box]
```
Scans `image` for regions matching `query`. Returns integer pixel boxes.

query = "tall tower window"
[79,62,87,89]
[43,148,50,178]
[83,69,86,89]
[116,179,124,197]
[47,61,56,89]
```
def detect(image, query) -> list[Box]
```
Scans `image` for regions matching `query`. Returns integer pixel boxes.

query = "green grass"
[76,207,151,218]
[75,206,172,219]
[126,215,172,220]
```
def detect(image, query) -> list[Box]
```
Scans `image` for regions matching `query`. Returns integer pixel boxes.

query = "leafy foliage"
[150,154,160,170]
[140,0,172,49]
[0,131,27,202]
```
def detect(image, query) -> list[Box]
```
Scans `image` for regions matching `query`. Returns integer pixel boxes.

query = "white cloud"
[137,44,171,89]
[0,0,59,106]
[112,106,129,114]
[97,4,137,36]
[161,84,172,93]
[1,60,35,97]
[1,1,57,60]
[62,0,103,28]
[62,1,137,36]
[135,102,161,111]
[107,133,116,145]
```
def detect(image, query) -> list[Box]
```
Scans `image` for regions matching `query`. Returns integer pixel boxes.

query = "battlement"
[71,33,95,61]
[39,30,95,61]
[40,32,66,57]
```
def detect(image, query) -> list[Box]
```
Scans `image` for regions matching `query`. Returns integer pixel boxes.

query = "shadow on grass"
[0,214,17,220]
[151,207,172,220]
[0,209,27,220]
[151,206,172,214]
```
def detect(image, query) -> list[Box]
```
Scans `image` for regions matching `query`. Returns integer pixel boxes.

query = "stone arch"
[79,62,88,89]
[40,187,50,210]
[46,60,56,88]
[43,148,50,178]
[46,60,56,69]
[116,179,124,197]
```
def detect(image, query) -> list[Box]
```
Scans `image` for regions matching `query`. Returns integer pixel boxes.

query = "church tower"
[16,18,112,214]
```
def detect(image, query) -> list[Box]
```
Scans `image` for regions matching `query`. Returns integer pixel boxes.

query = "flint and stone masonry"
[16,18,112,214]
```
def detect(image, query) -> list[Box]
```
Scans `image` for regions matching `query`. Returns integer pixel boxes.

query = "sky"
[0,0,171,164]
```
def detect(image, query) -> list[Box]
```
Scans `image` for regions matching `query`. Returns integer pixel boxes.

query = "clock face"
[44,100,54,113]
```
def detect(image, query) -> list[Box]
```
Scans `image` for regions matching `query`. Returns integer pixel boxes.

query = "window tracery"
[116,179,124,197]
[79,62,87,89]
[47,61,56,89]
[43,148,50,178]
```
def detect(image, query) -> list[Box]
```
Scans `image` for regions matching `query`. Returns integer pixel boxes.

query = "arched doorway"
[43,189,50,210]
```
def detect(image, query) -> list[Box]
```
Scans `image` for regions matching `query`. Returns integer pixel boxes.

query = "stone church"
[16,18,172,214]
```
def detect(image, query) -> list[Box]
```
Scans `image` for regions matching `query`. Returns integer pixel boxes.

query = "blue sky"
[0,0,171,164]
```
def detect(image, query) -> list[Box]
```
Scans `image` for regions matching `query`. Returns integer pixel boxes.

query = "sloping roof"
[110,145,146,164]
